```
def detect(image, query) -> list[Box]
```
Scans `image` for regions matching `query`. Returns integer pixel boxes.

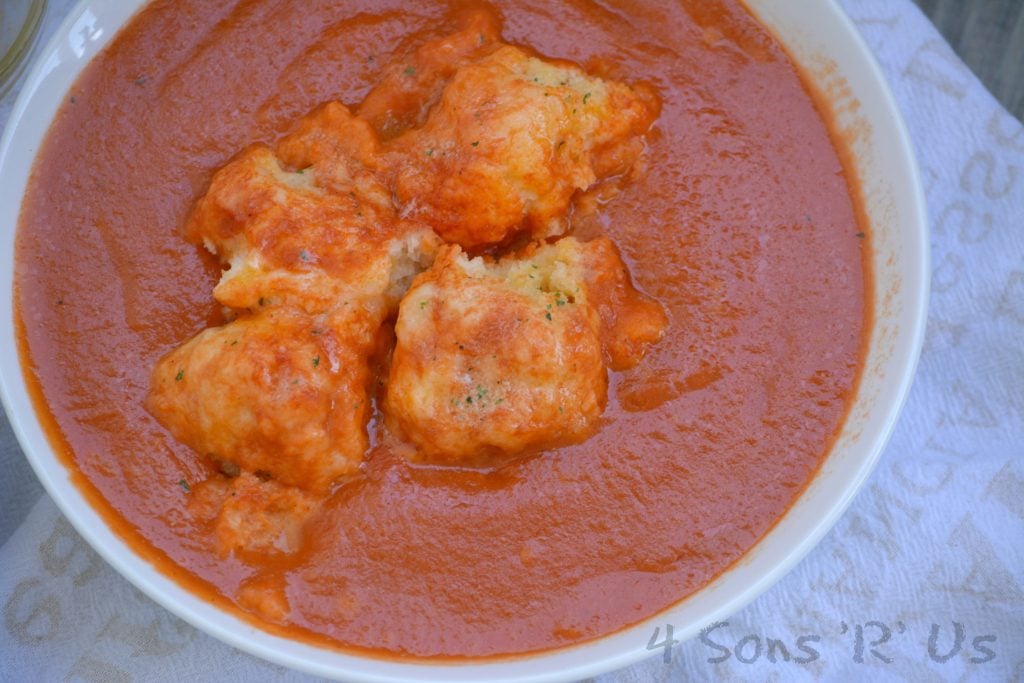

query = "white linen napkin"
[2,0,1022,680]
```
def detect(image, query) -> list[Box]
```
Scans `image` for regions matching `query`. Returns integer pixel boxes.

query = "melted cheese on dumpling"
[384,45,659,248]
[187,145,438,317]
[384,238,607,464]
[148,306,376,494]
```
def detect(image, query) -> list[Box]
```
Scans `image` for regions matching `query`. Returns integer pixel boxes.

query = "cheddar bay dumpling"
[147,306,375,494]
[385,239,608,464]
[187,143,439,317]
[187,472,318,559]
[383,44,659,249]
[276,101,384,193]
[357,7,503,140]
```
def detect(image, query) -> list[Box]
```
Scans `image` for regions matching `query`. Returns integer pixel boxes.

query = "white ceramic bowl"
[0,0,928,680]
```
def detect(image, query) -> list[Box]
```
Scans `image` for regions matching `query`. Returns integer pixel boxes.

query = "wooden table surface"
[913,0,1024,120]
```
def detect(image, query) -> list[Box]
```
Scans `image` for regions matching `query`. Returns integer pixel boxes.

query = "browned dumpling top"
[382,44,658,249]
[148,306,376,494]
[384,237,664,465]
[357,7,504,140]
[188,141,438,317]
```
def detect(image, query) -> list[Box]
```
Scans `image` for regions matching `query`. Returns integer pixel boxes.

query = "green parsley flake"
[583,92,592,103]
[312,356,321,368]
[175,370,184,382]
[471,140,480,147]
[178,479,191,493]
[545,311,553,321]
[425,148,434,156]
[404,65,416,76]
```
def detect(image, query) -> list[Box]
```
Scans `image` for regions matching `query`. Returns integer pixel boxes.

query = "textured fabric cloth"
[2,0,1022,680]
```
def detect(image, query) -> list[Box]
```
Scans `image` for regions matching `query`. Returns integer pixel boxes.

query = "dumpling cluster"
[149,127,441,497]
[147,6,666,554]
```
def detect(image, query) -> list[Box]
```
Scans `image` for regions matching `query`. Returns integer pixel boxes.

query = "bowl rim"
[0,0,930,680]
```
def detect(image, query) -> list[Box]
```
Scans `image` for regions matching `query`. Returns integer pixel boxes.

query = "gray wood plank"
[913,0,1024,121]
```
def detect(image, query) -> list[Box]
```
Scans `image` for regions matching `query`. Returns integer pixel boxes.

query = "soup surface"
[15,0,867,658]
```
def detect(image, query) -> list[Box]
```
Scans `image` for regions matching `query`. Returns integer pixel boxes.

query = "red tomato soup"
[15,0,868,658]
